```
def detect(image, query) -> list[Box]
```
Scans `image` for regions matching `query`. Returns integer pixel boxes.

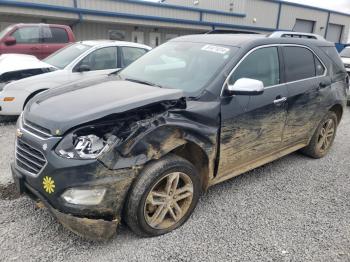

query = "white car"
[0,54,55,89]
[0,40,151,115]
[339,46,350,104]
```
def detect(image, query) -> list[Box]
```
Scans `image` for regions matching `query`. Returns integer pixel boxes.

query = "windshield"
[120,41,237,95]
[340,47,350,58]
[43,43,91,69]
[0,25,14,39]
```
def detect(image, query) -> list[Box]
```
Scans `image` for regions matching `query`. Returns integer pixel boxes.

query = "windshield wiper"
[125,78,163,88]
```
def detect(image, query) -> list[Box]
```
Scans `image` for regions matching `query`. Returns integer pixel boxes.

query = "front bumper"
[12,166,119,240]
[12,160,137,240]
[12,118,138,240]
[0,89,30,116]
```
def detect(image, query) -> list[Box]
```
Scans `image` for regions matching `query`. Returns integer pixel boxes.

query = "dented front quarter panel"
[99,97,221,184]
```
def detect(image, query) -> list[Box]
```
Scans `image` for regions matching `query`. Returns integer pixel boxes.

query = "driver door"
[217,46,288,178]
[72,46,119,80]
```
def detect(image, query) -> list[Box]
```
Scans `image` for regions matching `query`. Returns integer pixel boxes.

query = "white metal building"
[0,0,349,49]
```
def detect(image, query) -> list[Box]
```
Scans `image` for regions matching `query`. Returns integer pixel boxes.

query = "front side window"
[43,43,91,69]
[120,42,237,95]
[283,46,316,82]
[11,26,40,43]
[121,47,148,67]
[229,47,280,87]
[42,27,69,43]
[77,47,118,71]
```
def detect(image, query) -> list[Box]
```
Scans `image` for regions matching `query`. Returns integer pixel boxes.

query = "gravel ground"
[0,108,349,261]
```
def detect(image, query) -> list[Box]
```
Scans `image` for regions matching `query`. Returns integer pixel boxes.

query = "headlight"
[55,124,120,160]
[61,188,106,205]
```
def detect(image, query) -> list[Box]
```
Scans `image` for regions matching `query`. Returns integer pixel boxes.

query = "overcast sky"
[286,0,350,14]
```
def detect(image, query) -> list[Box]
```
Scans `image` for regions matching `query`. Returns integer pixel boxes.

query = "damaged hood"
[24,79,184,135]
[0,54,54,75]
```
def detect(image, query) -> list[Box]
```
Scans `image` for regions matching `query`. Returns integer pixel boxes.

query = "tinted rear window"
[42,27,69,43]
[320,46,346,75]
[283,46,316,82]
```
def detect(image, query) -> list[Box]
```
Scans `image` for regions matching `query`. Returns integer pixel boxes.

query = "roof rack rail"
[206,29,260,35]
[268,31,325,40]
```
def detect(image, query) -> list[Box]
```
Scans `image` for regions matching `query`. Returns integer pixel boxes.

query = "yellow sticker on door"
[43,176,55,194]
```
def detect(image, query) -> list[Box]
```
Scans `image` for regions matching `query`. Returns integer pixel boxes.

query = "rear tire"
[125,154,201,237]
[300,111,338,159]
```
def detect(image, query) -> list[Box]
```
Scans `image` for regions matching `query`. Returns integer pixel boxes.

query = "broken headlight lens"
[55,124,120,160]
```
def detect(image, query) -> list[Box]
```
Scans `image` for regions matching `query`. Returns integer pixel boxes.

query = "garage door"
[326,23,343,43]
[293,19,315,33]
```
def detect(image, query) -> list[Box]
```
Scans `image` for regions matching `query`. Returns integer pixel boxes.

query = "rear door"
[218,46,288,177]
[41,26,70,59]
[5,25,42,58]
[282,45,328,146]
[120,46,148,68]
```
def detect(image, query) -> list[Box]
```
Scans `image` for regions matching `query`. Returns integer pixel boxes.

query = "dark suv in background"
[0,23,75,59]
[12,33,348,240]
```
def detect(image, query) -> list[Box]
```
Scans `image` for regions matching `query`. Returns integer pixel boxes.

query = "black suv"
[12,33,348,240]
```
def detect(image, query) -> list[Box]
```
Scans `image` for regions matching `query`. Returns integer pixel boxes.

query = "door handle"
[274,96,287,105]
[30,47,39,50]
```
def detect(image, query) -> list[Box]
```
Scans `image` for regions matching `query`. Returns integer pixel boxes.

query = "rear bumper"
[12,163,122,240]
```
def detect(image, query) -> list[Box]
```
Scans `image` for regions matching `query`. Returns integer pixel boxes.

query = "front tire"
[125,154,201,237]
[300,111,338,158]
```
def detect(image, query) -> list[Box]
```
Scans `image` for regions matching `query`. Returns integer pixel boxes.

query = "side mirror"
[4,36,16,46]
[227,78,264,96]
[76,64,91,73]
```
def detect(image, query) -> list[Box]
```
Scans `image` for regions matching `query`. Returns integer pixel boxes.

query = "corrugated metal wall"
[164,0,246,14]
[203,0,278,29]
[279,4,329,36]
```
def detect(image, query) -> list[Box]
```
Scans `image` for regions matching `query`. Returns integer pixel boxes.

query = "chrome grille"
[22,119,52,139]
[16,140,47,176]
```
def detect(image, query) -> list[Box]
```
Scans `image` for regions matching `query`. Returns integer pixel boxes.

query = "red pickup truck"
[0,23,75,59]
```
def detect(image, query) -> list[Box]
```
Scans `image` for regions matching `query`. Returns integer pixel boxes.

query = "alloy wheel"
[317,119,335,153]
[144,172,194,229]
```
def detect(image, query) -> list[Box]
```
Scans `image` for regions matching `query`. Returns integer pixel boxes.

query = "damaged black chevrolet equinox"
[12,33,348,240]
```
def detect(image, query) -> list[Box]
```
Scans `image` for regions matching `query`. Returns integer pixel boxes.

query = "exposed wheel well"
[170,142,209,190]
[23,89,47,109]
[329,104,343,124]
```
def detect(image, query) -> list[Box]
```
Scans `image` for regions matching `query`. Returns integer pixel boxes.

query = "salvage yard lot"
[0,108,349,261]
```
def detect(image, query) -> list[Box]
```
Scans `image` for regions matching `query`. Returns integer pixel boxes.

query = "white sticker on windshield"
[201,45,230,54]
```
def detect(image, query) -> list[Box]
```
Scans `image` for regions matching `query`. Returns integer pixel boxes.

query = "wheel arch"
[169,141,210,191]
[104,125,217,190]
[329,104,343,124]
[23,89,48,109]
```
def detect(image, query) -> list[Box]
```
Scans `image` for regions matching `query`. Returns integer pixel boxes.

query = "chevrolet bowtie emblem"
[16,129,23,138]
